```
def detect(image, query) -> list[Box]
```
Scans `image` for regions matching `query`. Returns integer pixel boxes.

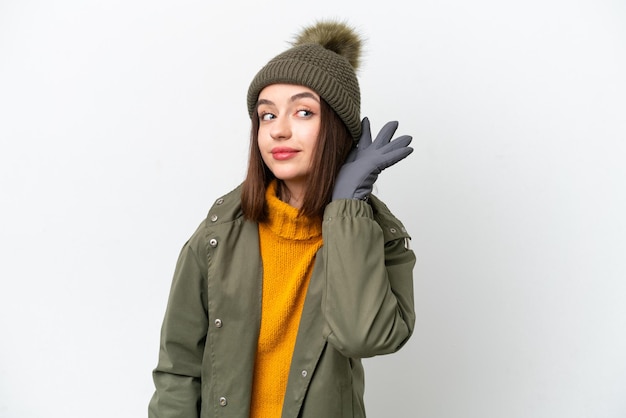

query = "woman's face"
[256,83,321,194]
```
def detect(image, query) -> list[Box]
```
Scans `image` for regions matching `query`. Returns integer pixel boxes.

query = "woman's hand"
[332,117,413,200]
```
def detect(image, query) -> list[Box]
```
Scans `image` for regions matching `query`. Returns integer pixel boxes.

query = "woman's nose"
[270,116,291,140]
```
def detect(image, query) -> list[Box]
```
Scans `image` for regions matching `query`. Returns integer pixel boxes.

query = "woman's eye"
[297,109,313,117]
[259,112,275,121]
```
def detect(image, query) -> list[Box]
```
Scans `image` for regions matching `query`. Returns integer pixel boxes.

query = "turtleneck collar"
[263,181,322,241]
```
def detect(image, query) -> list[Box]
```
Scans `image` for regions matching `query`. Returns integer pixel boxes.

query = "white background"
[1,0,625,417]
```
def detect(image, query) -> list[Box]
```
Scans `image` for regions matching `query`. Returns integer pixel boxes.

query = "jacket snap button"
[210,215,218,222]
[209,238,218,247]
[301,370,307,377]
[216,198,224,205]
[219,396,227,406]
[389,227,397,233]
[214,319,222,328]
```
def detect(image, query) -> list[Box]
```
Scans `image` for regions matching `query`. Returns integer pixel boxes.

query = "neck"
[278,180,306,209]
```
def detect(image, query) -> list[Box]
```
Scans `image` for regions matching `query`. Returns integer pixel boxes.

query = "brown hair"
[241,98,354,222]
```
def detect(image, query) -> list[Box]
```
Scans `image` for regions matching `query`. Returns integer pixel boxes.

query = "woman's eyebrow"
[257,92,319,108]
[257,98,274,107]
[291,92,320,102]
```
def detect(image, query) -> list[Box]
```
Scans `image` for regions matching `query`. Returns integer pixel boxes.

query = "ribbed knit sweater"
[249,181,323,417]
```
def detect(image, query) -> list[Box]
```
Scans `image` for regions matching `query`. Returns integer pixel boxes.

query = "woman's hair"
[241,98,354,222]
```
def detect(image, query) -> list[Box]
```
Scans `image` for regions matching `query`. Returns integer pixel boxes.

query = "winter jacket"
[148,185,416,418]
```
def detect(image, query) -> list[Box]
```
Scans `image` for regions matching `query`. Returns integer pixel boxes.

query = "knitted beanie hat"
[247,20,363,140]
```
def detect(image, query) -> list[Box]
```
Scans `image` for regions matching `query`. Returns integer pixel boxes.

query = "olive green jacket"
[148,186,416,418]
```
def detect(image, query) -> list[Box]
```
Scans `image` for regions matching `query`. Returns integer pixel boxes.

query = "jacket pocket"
[299,344,356,417]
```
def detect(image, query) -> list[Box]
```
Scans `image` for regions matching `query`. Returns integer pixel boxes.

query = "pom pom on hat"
[292,20,362,70]
[247,20,363,140]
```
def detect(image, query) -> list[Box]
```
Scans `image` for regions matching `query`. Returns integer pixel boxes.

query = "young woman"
[149,20,416,418]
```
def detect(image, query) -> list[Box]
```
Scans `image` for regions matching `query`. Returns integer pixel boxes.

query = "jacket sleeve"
[148,226,209,418]
[321,198,416,358]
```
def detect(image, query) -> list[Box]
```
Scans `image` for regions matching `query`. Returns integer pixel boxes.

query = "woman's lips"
[271,147,299,161]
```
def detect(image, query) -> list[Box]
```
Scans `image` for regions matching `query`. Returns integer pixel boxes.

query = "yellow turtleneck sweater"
[249,181,323,417]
